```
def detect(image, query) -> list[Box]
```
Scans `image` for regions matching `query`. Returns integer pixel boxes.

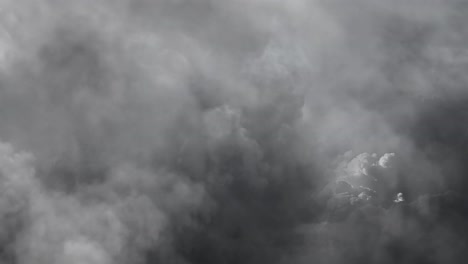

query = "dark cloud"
[0,0,467,264]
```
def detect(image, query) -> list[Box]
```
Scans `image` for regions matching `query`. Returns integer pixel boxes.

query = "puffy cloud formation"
[0,0,467,264]
[0,140,204,264]
[379,153,396,169]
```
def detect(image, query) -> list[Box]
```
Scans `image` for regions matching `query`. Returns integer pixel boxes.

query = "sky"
[0,0,467,263]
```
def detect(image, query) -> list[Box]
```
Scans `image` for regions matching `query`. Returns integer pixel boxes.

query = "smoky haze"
[0,0,467,263]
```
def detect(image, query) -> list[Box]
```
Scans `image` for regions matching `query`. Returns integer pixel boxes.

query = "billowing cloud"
[0,0,467,264]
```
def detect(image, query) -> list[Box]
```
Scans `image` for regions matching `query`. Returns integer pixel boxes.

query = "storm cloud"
[0,0,467,264]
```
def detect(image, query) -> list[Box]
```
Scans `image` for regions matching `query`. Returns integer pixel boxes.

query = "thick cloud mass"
[0,0,467,263]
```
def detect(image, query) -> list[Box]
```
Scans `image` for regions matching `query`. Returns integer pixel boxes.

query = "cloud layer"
[0,0,467,264]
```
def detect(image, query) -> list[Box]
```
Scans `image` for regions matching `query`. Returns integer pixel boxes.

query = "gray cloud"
[0,0,467,264]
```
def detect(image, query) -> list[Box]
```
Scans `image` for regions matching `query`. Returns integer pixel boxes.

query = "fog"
[0,0,467,263]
